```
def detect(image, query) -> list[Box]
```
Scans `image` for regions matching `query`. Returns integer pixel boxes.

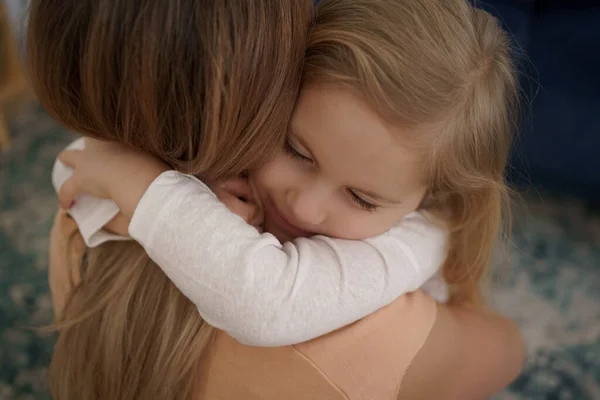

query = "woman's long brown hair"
[27,1,313,399]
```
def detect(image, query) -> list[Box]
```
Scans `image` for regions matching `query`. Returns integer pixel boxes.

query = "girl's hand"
[58,138,168,214]
[58,139,117,206]
[103,212,131,236]
[214,178,264,231]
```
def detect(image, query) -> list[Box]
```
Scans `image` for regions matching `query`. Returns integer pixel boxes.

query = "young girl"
[58,0,517,347]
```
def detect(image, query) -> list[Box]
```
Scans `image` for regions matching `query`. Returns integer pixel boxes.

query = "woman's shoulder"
[398,302,525,399]
[200,291,438,400]
[294,291,437,399]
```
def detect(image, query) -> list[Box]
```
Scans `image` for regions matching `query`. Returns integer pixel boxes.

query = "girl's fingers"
[58,178,78,210]
[58,149,83,168]
[218,178,251,201]
[216,179,264,228]
[217,191,258,224]
[249,208,264,230]
[228,200,257,224]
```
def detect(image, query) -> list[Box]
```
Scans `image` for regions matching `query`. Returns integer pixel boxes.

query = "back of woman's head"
[28,0,312,180]
[29,1,313,399]
[305,0,518,303]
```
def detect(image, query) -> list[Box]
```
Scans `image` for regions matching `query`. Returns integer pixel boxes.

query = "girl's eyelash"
[283,140,312,163]
[349,190,378,212]
[283,139,377,212]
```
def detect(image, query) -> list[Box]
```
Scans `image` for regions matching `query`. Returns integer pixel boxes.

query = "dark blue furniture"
[476,0,600,200]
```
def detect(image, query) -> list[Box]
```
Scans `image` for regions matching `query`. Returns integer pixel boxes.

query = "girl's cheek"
[256,156,296,188]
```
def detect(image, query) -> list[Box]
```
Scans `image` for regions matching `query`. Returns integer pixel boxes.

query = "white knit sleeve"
[129,171,448,346]
[52,138,130,247]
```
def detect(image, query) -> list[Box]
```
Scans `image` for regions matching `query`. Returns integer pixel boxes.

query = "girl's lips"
[264,197,311,239]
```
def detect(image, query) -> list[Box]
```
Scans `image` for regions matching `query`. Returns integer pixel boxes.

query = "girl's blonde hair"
[305,0,518,303]
[27,0,312,399]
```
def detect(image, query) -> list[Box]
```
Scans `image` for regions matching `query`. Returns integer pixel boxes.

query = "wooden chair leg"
[0,111,10,151]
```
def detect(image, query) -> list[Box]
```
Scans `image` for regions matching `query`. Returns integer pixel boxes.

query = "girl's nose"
[286,185,327,226]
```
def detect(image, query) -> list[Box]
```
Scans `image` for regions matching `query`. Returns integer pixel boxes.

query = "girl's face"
[252,86,428,242]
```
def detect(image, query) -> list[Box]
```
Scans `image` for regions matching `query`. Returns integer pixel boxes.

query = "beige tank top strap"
[196,291,437,400]
[295,290,437,399]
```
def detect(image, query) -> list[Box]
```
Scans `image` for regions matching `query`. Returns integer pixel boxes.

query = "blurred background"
[0,0,599,398]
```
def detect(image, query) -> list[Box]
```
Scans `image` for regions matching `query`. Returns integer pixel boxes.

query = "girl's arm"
[53,140,258,240]
[122,171,448,346]
[59,141,448,346]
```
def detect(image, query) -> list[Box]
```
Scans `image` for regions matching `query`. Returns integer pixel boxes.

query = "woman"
[32,0,524,398]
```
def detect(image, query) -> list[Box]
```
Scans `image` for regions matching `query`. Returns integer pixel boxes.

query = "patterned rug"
[1,104,599,399]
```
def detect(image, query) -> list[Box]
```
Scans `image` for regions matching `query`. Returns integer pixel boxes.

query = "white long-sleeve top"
[53,138,449,346]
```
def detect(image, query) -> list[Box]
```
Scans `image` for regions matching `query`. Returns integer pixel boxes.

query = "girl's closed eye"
[348,190,378,212]
[283,137,378,212]
[283,139,312,163]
